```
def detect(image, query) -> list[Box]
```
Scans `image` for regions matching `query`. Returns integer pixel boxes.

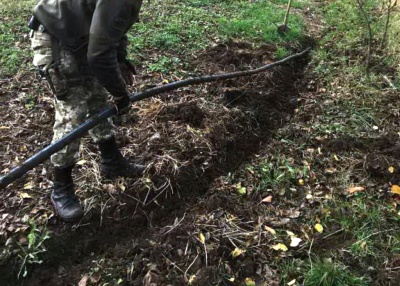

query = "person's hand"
[113,94,131,115]
[119,61,135,86]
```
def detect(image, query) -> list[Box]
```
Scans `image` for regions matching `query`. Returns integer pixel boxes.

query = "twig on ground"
[164,213,186,234]
[184,253,199,275]
[322,228,344,240]
[162,254,185,274]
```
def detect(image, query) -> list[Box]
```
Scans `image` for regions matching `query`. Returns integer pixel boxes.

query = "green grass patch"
[128,0,307,73]
[0,0,34,76]
[304,259,367,286]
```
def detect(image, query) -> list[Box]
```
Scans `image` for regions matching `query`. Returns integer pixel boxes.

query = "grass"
[304,259,367,286]
[253,156,309,193]
[138,0,307,73]
[17,219,51,278]
[0,0,33,76]
[3,0,400,284]
[273,1,400,284]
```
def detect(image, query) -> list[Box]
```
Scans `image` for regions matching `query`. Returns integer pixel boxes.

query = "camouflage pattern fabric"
[31,30,115,167]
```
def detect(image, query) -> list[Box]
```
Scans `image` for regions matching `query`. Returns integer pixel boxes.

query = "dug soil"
[0,40,312,286]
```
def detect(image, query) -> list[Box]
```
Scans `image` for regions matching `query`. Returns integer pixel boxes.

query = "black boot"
[51,165,84,222]
[98,137,145,179]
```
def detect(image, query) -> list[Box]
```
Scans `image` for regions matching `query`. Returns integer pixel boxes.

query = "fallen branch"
[0,48,310,189]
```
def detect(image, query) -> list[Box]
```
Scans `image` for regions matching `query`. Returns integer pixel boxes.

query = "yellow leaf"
[261,195,273,203]
[286,231,295,237]
[0,126,9,129]
[231,247,246,257]
[245,278,256,286]
[118,184,126,191]
[264,226,276,235]
[188,275,196,285]
[389,166,395,173]
[23,182,34,190]
[325,167,336,174]
[348,186,365,194]
[287,279,296,286]
[19,192,32,199]
[162,79,169,84]
[272,243,288,252]
[290,237,302,247]
[333,154,340,161]
[306,194,313,200]
[314,223,324,233]
[227,277,235,282]
[298,179,305,186]
[76,160,87,166]
[237,187,246,195]
[199,233,206,244]
[391,185,400,195]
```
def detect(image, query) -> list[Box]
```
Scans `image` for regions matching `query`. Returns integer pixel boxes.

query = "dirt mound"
[0,41,308,285]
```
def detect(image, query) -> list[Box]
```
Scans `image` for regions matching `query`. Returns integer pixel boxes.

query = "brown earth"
[2,12,400,285]
[0,40,311,286]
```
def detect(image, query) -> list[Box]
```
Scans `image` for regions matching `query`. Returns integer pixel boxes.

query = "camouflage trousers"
[31,30,115,168]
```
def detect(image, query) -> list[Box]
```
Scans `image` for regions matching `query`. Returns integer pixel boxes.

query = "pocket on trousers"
[31,31,53,67]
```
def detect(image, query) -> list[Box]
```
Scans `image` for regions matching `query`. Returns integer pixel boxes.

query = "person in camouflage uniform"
[29,0,144,222]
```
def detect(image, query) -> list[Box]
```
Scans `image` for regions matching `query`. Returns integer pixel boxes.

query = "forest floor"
[1,1,400,286]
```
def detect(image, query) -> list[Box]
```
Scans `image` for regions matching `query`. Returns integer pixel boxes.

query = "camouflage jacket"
[33,0,142,97]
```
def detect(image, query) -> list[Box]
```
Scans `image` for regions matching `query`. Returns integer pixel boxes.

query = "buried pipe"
[0,48,310,189]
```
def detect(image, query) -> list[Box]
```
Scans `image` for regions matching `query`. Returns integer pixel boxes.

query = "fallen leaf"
[199,232,206,244]
[306,194,313,200]
[227,277,235,282]
[286,231,295,237]
[348,186,365,194]
[102,184,117,194]
[78,275,89,286]
[18,236,28,245]
[272,243,288,252]
[389,166,395,173]
[290,237,302,247]
[287,279,296,286]
[264,226,276,235]
[314,223,323,233]
[298,179,305,186]
[0,126,10,129]
[391,185,400,195]
[325,167,336,174]
[245,277,256,286]
[333,154,340,161]
[18,192,32,199]
[188,275,196,285]
[231,247,246,257]
[237,187,246,195]
[261,195,273,203]
[23,182,34,190]
[76,160,87,166]
[90,273,101,283]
